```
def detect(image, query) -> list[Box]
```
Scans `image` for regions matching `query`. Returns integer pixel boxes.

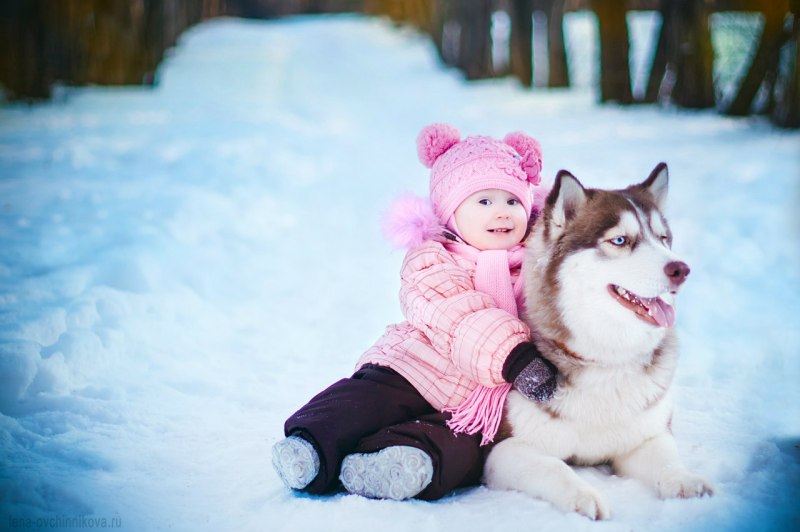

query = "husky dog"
[483,163,713,519]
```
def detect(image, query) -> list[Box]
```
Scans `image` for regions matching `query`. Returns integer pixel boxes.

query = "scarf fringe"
[445,383,512,446]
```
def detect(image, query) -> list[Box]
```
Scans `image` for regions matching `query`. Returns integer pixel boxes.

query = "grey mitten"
[513,357,557,402]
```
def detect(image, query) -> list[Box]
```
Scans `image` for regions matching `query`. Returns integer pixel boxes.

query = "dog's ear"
[639,162,669,210]
[549,170,587,229]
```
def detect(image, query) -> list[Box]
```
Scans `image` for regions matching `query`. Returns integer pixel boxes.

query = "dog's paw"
[553,484,611,520]
[656,470,714,499]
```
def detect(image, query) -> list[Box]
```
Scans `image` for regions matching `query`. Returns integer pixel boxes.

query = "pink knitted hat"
[417,123,542,225]
[382,123,544,250]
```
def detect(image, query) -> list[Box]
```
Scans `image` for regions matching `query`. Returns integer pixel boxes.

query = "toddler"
[272,123,556,501]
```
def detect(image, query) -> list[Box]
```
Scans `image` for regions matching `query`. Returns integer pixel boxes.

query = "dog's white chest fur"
[505,363,674,464]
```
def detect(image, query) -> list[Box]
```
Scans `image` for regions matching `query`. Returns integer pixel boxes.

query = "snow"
[1,13,799,532]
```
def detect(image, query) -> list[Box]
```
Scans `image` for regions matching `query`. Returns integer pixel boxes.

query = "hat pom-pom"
[417,123,460,168]
[382,194,444,249]
[504,131,542,185]
[504,131,539,156]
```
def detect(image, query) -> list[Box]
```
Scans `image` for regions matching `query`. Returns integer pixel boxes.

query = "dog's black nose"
[664,261,690,285]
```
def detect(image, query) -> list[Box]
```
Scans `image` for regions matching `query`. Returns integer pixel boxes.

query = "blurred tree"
[724,2,789,116]
[0,0,222,100]
[1,0,796,129]
[495,0,570,89]
[590,0,633,103]
[663,0,715,108]
[545,0,569,87]
[644,2,670,103]
[771,1,799,127]
[509,0,534,86]
[0,1,59,99]
[453,0,495,79]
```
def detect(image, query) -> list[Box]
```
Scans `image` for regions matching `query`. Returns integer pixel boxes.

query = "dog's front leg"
[484,438,610,520]
[613,433,713,499]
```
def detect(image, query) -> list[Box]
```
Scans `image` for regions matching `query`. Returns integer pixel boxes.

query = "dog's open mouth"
[608,285,676,328]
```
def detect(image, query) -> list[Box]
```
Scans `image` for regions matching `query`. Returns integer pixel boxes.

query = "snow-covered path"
[1,15,798,532]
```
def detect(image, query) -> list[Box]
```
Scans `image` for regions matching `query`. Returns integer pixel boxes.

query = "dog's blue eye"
[610,236,628,247]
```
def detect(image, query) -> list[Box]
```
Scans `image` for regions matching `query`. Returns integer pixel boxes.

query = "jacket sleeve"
[399,242,531,387]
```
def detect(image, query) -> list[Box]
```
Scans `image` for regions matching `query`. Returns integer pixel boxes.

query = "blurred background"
[1,0,798,128]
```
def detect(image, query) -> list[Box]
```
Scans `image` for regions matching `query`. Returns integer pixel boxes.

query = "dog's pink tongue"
[645,297,676,328]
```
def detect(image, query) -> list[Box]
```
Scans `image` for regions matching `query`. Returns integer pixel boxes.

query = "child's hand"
[513,357,557,402]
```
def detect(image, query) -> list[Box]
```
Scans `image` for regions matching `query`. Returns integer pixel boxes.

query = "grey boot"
[339,446,433,500]
[272,435,320,490]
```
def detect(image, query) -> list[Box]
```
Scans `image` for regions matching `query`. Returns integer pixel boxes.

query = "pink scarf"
[443,241,525,445]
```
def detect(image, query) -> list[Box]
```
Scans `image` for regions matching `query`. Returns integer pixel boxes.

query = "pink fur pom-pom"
[417,123,460,168]
[504,131,542,185]
[381,194,444,249]
[504,131,540,157]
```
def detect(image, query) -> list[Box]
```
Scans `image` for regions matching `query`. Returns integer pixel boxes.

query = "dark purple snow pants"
[284,364,484,501]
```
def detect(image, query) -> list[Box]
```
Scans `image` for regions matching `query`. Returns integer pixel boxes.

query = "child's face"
[453,189,527,250]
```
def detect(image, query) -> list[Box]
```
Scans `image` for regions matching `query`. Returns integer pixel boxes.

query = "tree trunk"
[406,0,434,30]
[0,1,48,99]
[724,3,787,116]
[425,0,447,63]
[665,0,714,109]
[643,5,670,103]
[771,1,800,127]
[0,0,225,101]
[454,0,494,80]
[509,0,534,87]
[547,0,569,87]
[590,0,633,103]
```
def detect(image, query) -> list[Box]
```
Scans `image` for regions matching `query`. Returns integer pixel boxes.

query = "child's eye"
[507,198,519,206]
[479,199,491,206]
[609,236,629,247]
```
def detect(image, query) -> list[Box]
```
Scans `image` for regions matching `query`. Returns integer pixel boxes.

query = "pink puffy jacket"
[356,240,530,411]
